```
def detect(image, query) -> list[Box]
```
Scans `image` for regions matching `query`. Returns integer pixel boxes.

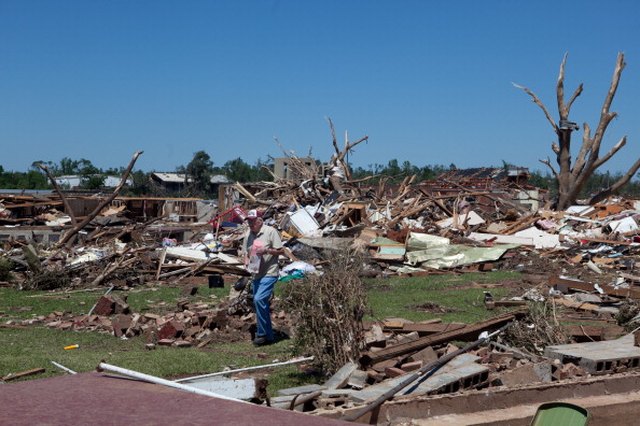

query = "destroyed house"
[54,175,133,189]
[417,166,540,212]
[437,166,530,186]
[150,172,230,193]
[0,192,218,244]
[150,173,189,192]
[419,167,530,193]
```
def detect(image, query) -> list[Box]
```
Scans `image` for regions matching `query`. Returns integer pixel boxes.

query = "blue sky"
[1,1,640,175]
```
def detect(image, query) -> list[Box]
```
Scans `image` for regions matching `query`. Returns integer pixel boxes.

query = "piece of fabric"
[243,224,283,278]
[252,275,277,341]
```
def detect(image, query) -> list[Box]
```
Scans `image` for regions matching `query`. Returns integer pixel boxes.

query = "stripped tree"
[515,53,640,210]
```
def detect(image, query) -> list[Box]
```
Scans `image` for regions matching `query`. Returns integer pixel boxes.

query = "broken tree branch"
[539,157,559,181]
[36,163,77,226]
[589,156,640,205]
[557,53,568,119]
[512,82,558,133]
[55,151,143,247]
[90,254,137,288]
[592,136,627,169]
[327,117,369,165]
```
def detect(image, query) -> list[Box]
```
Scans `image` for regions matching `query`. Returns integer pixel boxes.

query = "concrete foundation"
[325,370,640,425]
[0,226,63,245]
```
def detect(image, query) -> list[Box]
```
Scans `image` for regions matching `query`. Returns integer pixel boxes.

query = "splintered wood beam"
[2,368,46,382]
[359,310,523,366]
[56,151,143,247]
[36,163,77,226]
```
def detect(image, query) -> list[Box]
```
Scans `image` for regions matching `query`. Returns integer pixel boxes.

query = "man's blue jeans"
[252,275,277,341]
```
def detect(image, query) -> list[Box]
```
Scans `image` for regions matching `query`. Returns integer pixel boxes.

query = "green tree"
[59,157,79,175]
[80,175,106,190]
[182,151,214,196]
[125,170,153,196]
[222,157,253,182]
[253,158,274,182]
[77,159,100,176]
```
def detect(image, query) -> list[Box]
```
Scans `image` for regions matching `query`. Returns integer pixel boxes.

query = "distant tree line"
[1,154,639,201]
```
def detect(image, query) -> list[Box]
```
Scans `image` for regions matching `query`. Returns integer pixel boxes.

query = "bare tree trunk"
[556,129,574,209]
[516,53,639,210]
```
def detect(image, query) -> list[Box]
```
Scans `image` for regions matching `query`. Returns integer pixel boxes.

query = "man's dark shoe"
[252,336,274,346]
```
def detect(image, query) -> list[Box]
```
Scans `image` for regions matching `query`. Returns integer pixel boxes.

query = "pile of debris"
[6,291,294,349]
[4,145,640,422]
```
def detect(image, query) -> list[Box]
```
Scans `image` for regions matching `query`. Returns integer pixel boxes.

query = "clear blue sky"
[2,0,640,175]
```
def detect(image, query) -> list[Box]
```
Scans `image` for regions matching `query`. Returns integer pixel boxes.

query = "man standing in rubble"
[242,209,284,346]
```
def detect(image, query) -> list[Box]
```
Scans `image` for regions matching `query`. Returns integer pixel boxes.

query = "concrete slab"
[323,362,358,390]
[177,376,259,400]
[545,334,640,374]
[399,354,488,397]
[333,354,485,403]
[277,383,326,396]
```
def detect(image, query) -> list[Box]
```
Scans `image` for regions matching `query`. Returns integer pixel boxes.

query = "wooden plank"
[155,247,167,280]
[577,237,633,246]
[553,298,601,313]
[550,275,640,299]
[385,323,466,335]
[2,368,46,382]
[561,325,624,341]
[360,310,523,366]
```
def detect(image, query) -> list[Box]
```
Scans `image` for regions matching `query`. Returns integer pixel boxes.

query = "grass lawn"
[366,271,520,323]
[1,270,520,391]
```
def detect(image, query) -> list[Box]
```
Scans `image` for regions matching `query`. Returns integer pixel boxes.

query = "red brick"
[400,361,423,372]
[384,367,406,378]
[158,320,184,340]
[93,296,115,316]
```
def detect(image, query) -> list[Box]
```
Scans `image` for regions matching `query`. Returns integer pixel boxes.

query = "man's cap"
[245,209,260,221]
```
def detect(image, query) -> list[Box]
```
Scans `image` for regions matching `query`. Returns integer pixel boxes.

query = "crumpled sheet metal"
[405,232,450,251]
[405,243,519,269]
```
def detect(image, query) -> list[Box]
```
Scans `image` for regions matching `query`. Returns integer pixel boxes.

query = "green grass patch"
[366,271,520,323]
[0,326,314,392]
[0,285,230,321]
[1,271,520,390]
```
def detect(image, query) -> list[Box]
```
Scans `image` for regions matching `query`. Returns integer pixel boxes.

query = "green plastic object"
[530,402,589,426]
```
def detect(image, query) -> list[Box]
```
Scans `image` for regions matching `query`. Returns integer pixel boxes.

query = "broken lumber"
[2,367,45,382]
[550,275,640,300]
[343,323,511,422]
[56,150,142,247]
[360,310,522,366]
